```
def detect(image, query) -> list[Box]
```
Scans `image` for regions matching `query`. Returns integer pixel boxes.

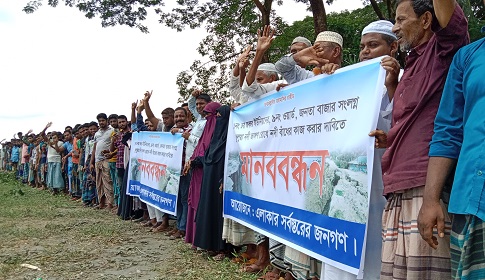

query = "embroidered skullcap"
[362,20,397,40]
[315,31,343,48]
[291,36,312,47]
[257,63,277,73]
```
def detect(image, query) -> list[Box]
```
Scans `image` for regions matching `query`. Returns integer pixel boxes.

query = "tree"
[23,0,332,102]
[458,0,485,42]
[361,0,397,20]
[158,0,332,102]
[270,4,385,66]
[23,0,165,33]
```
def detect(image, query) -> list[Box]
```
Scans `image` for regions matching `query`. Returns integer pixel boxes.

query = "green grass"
[0,171,260,280]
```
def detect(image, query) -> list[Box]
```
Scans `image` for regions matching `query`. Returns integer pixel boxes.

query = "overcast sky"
[0,0,363,143]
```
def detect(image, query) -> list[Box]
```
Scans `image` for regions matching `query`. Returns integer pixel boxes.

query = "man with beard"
[373,0,469,279]
[310,20,400,280]
[417,1,485,279]
[90,113,115,210]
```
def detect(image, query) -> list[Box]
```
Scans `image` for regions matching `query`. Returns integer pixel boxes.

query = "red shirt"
[381,6,469,194]
[72,137,80,164]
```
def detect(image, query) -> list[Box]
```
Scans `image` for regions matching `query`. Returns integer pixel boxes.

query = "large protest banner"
[223,58,386,275]
[127,131,184,216]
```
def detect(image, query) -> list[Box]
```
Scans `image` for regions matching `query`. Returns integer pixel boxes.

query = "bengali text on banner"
[127,131,184,216]
[223,58,386,275]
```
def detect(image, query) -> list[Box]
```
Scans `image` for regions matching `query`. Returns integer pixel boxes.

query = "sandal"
[169,230,185,240]
[152,223,170,233]
[241,263,270,274]
[165,228,178,236]
[257,271,283,280]
[212,253,226,261]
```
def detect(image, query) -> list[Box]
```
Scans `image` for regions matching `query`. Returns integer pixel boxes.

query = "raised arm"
[130,100,137,127]
[40,122,52,142]
[236,45,251,87]
[21,129,33,145]
[187,93,200,120]
[143,90,160,129]
[246,26,274,87]
[135,100,149,131]
[433,0,456,28]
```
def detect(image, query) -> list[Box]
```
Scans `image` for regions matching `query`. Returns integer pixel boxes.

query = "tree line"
[23,0,484,101]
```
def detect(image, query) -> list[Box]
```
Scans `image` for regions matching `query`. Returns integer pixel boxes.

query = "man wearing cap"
[311,20,401,280]
[239,27,284,102]
[290,36,312,54]
[370,0,469,279]
[275,31,343,85]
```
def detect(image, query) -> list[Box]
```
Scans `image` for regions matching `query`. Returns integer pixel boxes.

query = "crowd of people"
[0,0,484,279]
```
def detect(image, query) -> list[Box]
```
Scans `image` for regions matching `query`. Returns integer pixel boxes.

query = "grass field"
[0,171,259,280]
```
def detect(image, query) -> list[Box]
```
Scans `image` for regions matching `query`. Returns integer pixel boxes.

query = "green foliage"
[270,4,383,66]
[159,0,287,103]
[269,17,315,62]
[22,0,485,101]
[459,0,485,42]
[23,0,165,33]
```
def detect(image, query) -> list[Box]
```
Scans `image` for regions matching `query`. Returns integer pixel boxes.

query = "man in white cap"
[238,26,287,103]
[230,34,312,106]
[290,36,312,54]
[317,20,401,280]
[275,30,343,85]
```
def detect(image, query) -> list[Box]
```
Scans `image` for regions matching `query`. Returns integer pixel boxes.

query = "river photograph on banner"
[127,131,184,216]
[223,58,386,275]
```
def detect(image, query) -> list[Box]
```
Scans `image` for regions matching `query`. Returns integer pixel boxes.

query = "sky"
[0,0,363,143]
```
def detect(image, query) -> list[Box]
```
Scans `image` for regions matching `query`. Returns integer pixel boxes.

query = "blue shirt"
[429,38,485,219]
[63,141,73,166]
[135,113,150,132]
[10,146,19,162]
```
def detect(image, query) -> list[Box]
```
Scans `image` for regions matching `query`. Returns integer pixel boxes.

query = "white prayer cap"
[257,63,277,73]
[291,36,312,47]
[315,31,343,48]
[362,20,397,40]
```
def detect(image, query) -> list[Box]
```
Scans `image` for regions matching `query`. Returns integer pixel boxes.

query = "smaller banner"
[126,131,184,216]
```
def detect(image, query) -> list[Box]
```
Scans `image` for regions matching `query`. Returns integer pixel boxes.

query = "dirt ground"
[0,172,258,280]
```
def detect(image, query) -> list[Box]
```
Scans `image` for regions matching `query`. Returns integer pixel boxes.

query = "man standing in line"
[90,113,115,210]
[165,91,210,239]
[110,115,129,207]
[417,1,485,278]
[106,114,119,209]
[374,0,469,279]
[143,91,175,231]
[169,107,192,239]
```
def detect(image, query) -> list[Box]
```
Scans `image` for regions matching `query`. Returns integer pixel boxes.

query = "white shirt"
[47,141,63,163]
[185,95,207,161]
